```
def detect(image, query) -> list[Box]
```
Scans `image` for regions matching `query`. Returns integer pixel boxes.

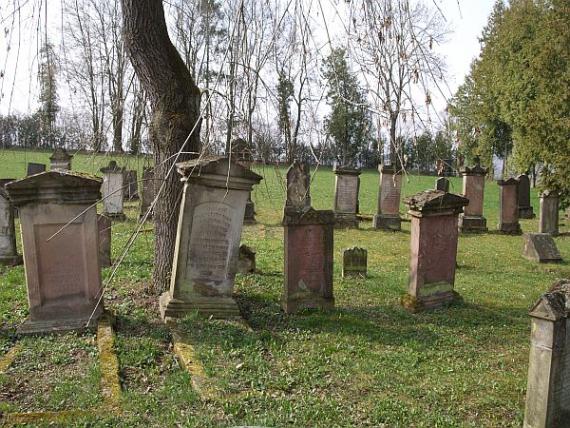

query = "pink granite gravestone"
[159,157,262,320]
[6,171,104,334]
[458,157,488,232]
[517,174,535,219]
[100,161,126,221]
[539,190,559,236]
[401,190,469,312]
[333,165,361,229]
[373,164,402,231]
[0,179,22,266]
[498,177,522,234]
[49,147,73,171]
[97,214,112,268]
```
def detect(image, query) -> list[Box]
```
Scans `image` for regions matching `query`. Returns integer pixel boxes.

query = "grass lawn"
[0,149,569,426]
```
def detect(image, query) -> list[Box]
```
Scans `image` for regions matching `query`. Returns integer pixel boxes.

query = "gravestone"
[26,162,46,176]
[282,161,334,313]
[231,138,258,224]
[0,179,22,266]
[97,214,112,268]
[237,245,256,274]
[100,161,126,221]
[401,190,469,312]
[498,177,522,234]
[333,165,361,229]
[140,167,155,220]
[373,164,402,231]
[159,157,262,320]
[458,157,488,232]
[435,177,450,192]
[539,191,560,236]
[523,279,570,428]
[342,247,367,278]
[123,170,139,200]
[523,233,562,263]
[6,171,103,334]
[517,174,535,219]
[49,147,73,171]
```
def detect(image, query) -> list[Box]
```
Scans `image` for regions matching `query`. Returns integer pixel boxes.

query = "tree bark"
[121,0,201,293]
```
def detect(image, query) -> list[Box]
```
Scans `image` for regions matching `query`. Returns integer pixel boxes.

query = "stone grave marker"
[333,165,361,229]
[458,156,488,232]
[401,190,469,312]
[231,138,258,224]
[97,214,112,268]
[522,233,562,263]
[285,160,311,212]
[6,171,104,334]
[373,164,402,231]
[435,177,450,192]
[49,147,73,171]
[100,161,126,221]
[539,190,560,236]
[342,247,367,278]
[523,279,570,428]
[159,157,262,320]
[517,174,535,219]
[0,179,22,266]
[140,167,155,220]
[237,244,256,274]
[498,177,522,234]
[124,170,139,201]
[26,162,46,176]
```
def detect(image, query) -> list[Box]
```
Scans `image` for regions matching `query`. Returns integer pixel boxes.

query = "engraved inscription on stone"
[297,226,324,292]
[336,177,357,213]
[102,174,124,214]
[381,177,400,215]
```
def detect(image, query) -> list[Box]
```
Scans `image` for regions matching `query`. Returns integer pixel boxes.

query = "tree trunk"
[121,0,201,294]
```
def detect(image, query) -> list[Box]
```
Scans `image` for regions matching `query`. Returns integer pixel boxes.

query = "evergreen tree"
[37,41,60,148]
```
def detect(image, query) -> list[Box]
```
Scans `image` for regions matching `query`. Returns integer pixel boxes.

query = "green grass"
[0,149,569,426]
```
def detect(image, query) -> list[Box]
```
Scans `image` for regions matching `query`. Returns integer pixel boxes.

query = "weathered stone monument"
[237,244,256,274]
[124,170,139,200]
[401,190,469,312]
[26,162,46,176]
[282,161,334,313]
[435,177,450,192]
[342,247,367,278]
[100,161,126,221]
[231,137,258,224]
[140,167,155,219]
[0,179,22,266]
[97,214,112,268]
[49,147,73,171]
[373,164,402,231]
[523,233,562,263]
[539,190,560,236]
[523,279,570,428]
[159,157,262,320]
[6,171,104,333]
[458,157,488,232]
[498,177,522,234]
[517,174,535,219]
[333,165,361,228]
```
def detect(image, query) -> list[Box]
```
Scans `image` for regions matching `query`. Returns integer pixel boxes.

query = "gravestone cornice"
[49,147,73,162]
[176,156,262,190]
[100,160,124,174]
[529,279,570,321]
[497,177,519,186]
[404,190,468,216]
[333,165,361,176]
[282,207,335,226]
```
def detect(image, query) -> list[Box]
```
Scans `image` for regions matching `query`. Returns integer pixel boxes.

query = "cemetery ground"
[1,150,570,427]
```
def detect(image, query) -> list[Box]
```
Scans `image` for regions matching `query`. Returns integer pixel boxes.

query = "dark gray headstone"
[435,177,450,192]
[27,163,46,176]
[522,233,562,263]
[342,247,367,278]
[124,170,139,200]
[237,245,256,274]
[517,174,535,219]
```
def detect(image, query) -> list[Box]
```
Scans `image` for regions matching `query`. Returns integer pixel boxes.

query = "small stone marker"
[159,157,262,320]
[26,162,46,176]
[49,147,73,171]
[6,171,104,334]
[522,233,562,263]
[523,279,570,428]
[333,165,361,229]
[0,179,22,266]
[435,177,450,192]
[342,247,367,278]
[517,174,535,219]
[140,167,155,219]
[97,214,112,268]
[539,190,559,236]
[237,245,256,274]
[231,138,258,225]
[458,156,488,232]
[401,190,469,312]
[100,161,126,221]
[123,170,139,200]
[497,177,522,234]
[373,164,402,231]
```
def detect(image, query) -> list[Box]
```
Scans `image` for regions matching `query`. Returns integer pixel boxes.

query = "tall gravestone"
[140,167,155,220]
[458,157,488,232]
[100,161,126,221]
[523,279,570,428]
[401,190,469,312]
[539,190,560,236]
[6,171,104,334]
[333,165,361,228]
[97,214,112,268]
[498,177,522,234]
[517,174,535,219]
[49,147,73,171]
[373,164,402,231]
[0,179,22,266]
[159,157,262,320]
[26,162,46,176]
[282,161,334,313]
[342,247,367,278]
[124,170,139,201]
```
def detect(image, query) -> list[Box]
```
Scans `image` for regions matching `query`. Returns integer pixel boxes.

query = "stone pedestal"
[517,174,535,219]
[26,163,46,176]
[140,167,155,220]
[539,191,559,236]
[159,157,262,320]
[342,247,367,278]
[458,158,488,233]
[6,171,103,334]
[49,148,73,171]
[0,179,22,266]
[523,280,570,428]
[435,177,450,192]
[373,165,402,231]
[401,190,468,312]
[100,161,126,221]
[333,165,361,229]
[97,214,112,268]
[498,178,522,234]
[124,170,139,200]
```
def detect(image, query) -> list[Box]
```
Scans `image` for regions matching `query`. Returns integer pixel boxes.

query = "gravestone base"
[458,215,487,233]
[243,200,256,225]
[159,292,241,320]
[0,254,23,266]
[334,213,359,229]
[282,293,335,314]
[498,221,522,235]
[373,214,401,231]
[401,288,461,313]
[105,212,127,222]
[18,309,102,335]
[519,206,535,219]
